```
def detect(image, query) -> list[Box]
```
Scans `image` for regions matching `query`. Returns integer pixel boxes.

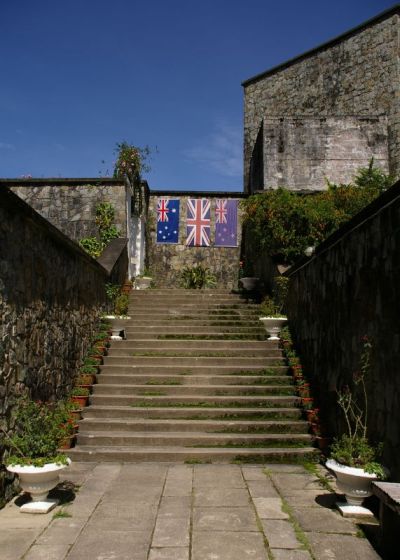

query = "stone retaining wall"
[286,179,400,479]
[0,188,108,504]
[148,192,244,289]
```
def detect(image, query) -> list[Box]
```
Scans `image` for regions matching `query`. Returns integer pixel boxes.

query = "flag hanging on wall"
[156,198,180,244]
[186,198,211,246]
[215,199,238,247]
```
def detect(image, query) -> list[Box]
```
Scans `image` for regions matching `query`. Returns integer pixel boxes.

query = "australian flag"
[156,198,180,244]
[186,198,211,246]
[215,199,238,247]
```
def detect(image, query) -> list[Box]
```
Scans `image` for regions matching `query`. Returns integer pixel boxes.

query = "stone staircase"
[68,289,316,463]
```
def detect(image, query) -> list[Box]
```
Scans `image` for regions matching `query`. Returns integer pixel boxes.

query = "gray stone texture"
[148,194,242,289]
[0,188,108,503]
[10,182,128,240]
[243,10,400,191]
[287,180,400,479]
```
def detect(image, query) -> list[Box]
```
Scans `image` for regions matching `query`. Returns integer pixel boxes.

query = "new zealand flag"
[186,198,211,246]
[156,198,180,244]
[215,199,238,247]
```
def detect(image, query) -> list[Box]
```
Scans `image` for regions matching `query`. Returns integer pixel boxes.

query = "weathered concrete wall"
[148,193,243,289]
[8,179,128,241]
[263,116,388,191]
[0,188,108,504]
[243,9,400,191]
[286,180,400,479]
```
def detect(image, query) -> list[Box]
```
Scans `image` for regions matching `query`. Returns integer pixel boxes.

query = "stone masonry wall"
[243,10,400,191]
[262,116,388,191]
[286,180,400,479]
[9,180,127,241]
[148,193,243,289]
[0,188,108,504]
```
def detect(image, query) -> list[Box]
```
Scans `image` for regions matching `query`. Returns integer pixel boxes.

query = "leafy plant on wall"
[241,159,394,264]
[79,202,120,258]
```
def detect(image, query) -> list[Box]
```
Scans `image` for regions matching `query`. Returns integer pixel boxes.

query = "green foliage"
[105,283,120,303]
[330,435,385,477]
[259,276,289,317]
[180,265,217,289]
[79,237,103,258]
[5,398,69,467]
[241,160,394,263]
[71,387,90,397]
[114,293,129,315]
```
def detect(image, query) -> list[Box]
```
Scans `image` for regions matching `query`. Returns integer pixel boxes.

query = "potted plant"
[134,270,153,290]
[326,337,386,509]
[70,387,90,408]
[259,277,288,340]
[5,397,70,513]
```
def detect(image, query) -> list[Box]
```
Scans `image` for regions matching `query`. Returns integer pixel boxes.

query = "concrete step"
[89,394,299,407]
[124,325,264,333]
[109,340,277,350]
[78,418,308,433]
[96,374,291,386]
[107,348,279,358]
[76,431,313,447]
[66,445,318,463]
[98,365,289,375]
[124,332,268,340]
[102,356,282,367]
[92,383,295,396]
[84,405,302,420]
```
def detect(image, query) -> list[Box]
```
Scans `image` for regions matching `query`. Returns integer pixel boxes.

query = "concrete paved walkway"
[1,463,381,560]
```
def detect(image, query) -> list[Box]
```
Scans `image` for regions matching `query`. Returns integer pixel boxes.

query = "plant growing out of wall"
[241,160,394,264]
[180,265,216,289]
[79,202,120,258]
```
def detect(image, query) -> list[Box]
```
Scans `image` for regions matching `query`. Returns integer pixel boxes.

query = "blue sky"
[0,0,394,191]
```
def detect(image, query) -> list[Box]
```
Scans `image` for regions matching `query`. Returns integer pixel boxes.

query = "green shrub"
[180,265,216,289]
[115,293,129,315]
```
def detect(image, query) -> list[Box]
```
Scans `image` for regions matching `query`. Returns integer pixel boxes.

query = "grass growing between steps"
[211,423,305,434]
[156,334,268,340]
[130,351,270,357]
[235,378,292,386]
[232,451,319,464]
[190,440,312,449]
[222,388,295,396]
[145,379,183,385]
[148,412,301,421]
[229,368,286,376]
[131,401,297,408]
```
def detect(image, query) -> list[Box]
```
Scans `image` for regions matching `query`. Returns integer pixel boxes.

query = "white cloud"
[0,142,15,150]
[184,121,242,178]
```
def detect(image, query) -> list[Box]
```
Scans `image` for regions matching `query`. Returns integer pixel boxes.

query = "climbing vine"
[79,202,120,258]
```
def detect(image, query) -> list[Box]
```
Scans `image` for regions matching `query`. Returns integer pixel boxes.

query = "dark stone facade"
[286,180,400,479]
[243,8,400,192]
[148,192,244,289]
[0,188,109,504]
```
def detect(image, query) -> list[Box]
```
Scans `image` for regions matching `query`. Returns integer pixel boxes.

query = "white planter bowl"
[102,315,131,340]
[326,459,378,506]
[135,277,152,290]
[7,460,70,502]
[240,277,259,291]
[259,317,287,340]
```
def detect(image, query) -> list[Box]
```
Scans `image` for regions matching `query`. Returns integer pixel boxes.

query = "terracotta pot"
[59,434,75,450]
[69,409,82,421]
[71,395,88,408]
[316,436,331,452]
[76,373,96,385]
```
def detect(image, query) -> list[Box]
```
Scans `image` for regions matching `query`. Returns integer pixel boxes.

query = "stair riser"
[92,385,294,396]
[84,407,302,420]
[107,349,279,358]
[124,326,264,333]
[96,375,291,385]
[109,340,276,349]
[78,420,308,434]
[89,395,299,406]
[99,365,289,375]
[76,434,312,447]
[102,357,283,366]
[67,448,318,463]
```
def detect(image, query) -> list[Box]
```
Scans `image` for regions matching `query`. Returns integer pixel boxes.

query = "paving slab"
[194,487,250,507]
[284,490,335,508]
[152,516,190,547]
[157,496,191,518]
[271,549,312,560]
[307,533,381,559]
[252,497,289,520]
[265,465,309,473]
[192,531,267,560]
[0,528,41,560]
[291,506,358,534]
[86,501,158,531]
[66,528,151,560]
[24,544,70,560]
[193,507,258,532]
[241,467,268,481]
[271,473,325,494]
[261,519,302,549]
[193,465,245,488]
[35,519,85,545]
[247,479,280,498]
[148,547,189,560]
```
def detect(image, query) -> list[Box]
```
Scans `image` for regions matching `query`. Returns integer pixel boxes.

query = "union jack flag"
[215,199,228,224]
[156,198,180,244]
[157,198,170,222]
[186,198,211,246]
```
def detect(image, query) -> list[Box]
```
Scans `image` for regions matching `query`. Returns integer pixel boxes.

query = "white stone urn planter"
[240,277,259,291]
[259,316,287,340]
[326,459,378,508]
[102,315,131,340]
[135,276,152,290]
[7,459,70,513]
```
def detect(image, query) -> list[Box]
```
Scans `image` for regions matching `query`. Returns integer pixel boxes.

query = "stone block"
[193,507,258,532]
[192,530,267,560]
